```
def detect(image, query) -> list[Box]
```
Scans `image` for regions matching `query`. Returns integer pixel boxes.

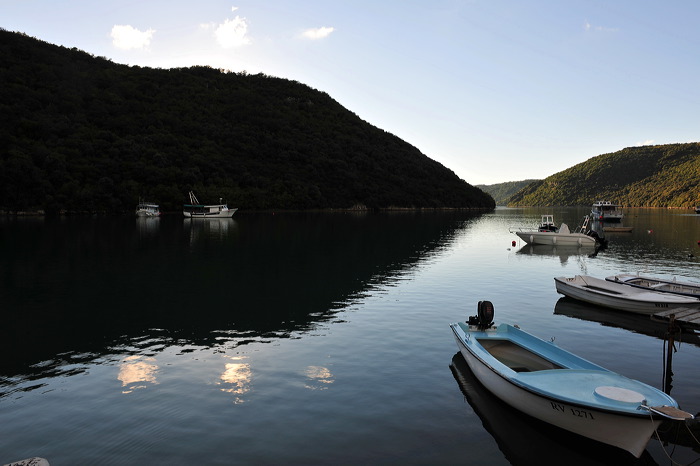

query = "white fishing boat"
[606,273,700,298]
[591,201,624,221]
[135,201,160,217]
[510,215,603,246]
[450,301,693,458]
[554,275,700,314]
[183,191,237,218]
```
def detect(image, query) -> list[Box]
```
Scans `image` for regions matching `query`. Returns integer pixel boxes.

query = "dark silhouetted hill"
[0,29,494,213]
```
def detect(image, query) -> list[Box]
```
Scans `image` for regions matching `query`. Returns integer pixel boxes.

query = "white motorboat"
[136,201,161,217]
[511,215,603,246]
[606,273,700,298]
[450,301,692,458]
[183,191,237,218]
[554,275,700,314]
[591,201,624,222]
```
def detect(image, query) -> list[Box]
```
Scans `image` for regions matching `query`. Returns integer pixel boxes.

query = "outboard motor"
[467,300,495,328]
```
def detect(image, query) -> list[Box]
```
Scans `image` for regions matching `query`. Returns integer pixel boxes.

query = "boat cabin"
[538,215,558,232]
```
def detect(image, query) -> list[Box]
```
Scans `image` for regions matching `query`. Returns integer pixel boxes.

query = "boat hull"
[450,323,666,457]
[183,209,236,218]
[554,275,700,314]
[515,231,596,246]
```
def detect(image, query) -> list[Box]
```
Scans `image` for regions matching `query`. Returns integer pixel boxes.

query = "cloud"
[636,139,655,146]
[583,21,618,33]
[213,8,251,48]
[301,26,335,40]
[111,25,155,50]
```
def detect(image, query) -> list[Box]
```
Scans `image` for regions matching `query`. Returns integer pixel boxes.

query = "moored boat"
[183,191,237,218]
[554,275,700,314]
[606,273,700,298]
[591,201,624,222]
[510,215,603,246]
[450,301,693,458]
[136,201,161,217]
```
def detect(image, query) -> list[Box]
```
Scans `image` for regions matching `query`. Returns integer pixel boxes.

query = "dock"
[652,308,700,331]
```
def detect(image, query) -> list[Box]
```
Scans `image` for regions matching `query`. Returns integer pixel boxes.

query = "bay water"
[2,207,699,465]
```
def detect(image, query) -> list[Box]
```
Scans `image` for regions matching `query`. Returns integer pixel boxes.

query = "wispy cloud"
[636,139,655,146]
[111,25,155,50]
[301,26,335,40]
[583,21,619,33]
[208,7,251,48]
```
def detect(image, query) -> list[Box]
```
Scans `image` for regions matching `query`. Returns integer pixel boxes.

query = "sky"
[3,1,700,185]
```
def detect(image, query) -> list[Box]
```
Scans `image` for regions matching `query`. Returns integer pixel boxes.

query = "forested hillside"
[508,143,700,207]
[477,180,538,205]
[0,29,494,214]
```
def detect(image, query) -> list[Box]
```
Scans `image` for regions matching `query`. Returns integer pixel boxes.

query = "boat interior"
[629,279,700,296]
[478,339,564,372]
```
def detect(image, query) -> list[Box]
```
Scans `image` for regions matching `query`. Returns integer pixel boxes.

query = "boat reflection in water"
[553,297,700,347]
[516,243,596,265]
[449,353,654,465]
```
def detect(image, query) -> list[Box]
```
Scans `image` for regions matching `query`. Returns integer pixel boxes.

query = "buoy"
[512,240,516,247]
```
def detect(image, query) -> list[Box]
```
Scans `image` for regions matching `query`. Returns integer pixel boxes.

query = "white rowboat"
[554,275,700,314]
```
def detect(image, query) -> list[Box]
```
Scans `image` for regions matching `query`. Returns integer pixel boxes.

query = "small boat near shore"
[554,275,700,314]
[591,201,624,222]
[606,273,700,298]
[450,301,693,458]
[136,201,161,217]
[510,215,604,246]
[183,191,237,218]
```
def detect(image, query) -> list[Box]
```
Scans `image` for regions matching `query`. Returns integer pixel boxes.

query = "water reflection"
[218,356,252,404]
[118,355,159,394]
[449,353,657,465]
[184,218,236,245]
[1,212,476,383]
[136,216,161,237]
[304,366,334,390]
[554,297,700,347]
[516,243,595,265]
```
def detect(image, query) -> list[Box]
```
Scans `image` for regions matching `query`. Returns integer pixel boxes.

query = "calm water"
[1,208,699,465]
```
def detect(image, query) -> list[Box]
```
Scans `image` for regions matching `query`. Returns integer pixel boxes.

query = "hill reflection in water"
[0,211,478,380]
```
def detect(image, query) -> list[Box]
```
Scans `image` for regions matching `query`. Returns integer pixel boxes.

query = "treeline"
[0,29,495,214]
[507,143,700,207]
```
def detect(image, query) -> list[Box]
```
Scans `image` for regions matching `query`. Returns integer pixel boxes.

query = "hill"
[476,180,538,206]
[507,143,700,207]
[0,29,494,214]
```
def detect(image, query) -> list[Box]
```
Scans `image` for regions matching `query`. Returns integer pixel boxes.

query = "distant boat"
[450,300,693,458]
[510,215,603,246]
[606,273,700,298]
[554,275,700,314]
[183,191,237,218]
[136,201,160,217]
[591,201,623,222]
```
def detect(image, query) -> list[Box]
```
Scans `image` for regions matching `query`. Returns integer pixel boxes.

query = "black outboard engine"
[467,300,495,329]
